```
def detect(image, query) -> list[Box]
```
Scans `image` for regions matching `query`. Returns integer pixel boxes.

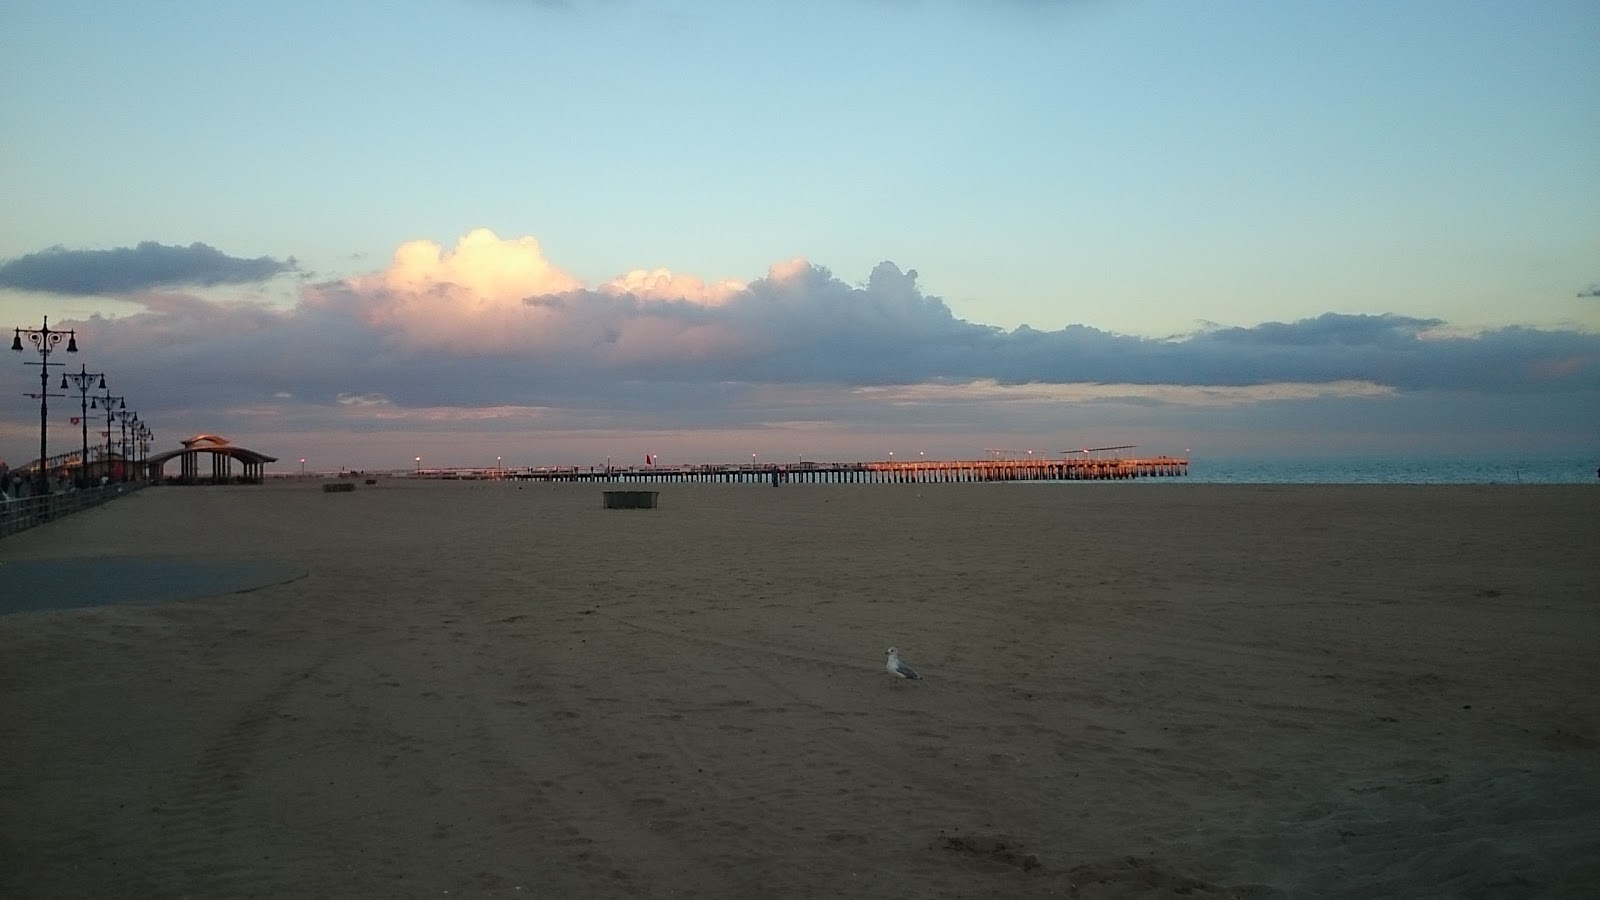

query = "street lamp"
[61,364,105,487]
[96,390,125,477]
[136,423,154,476]
[116,410,139,482]
[127,419,151,482]
[12,316,78,490]
[496,455,502,479]
[300,457,307,478]
[415,455,422,476]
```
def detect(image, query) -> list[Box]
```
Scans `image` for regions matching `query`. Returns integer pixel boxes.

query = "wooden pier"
[411,455,1188,484]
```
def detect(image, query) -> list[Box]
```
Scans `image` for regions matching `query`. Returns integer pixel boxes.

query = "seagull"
[885,647,922,680]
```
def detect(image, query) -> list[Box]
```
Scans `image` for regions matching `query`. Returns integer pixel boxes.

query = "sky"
[2,0,1597,471]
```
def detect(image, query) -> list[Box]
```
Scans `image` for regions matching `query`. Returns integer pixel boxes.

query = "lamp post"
[96,391,125,478]
[62,364,106,487]
[415,456,422,476]
[127,419,150,482]
[12,316,78,490]
[116,410,139,482]
[136,423,153,478]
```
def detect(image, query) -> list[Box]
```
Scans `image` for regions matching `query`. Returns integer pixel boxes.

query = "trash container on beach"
[602,490,659,509]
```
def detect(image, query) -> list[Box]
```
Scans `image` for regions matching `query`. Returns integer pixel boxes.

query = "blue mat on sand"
[0,557,306,615]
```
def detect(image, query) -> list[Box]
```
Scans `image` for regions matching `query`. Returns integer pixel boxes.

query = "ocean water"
[1180,454,1599,485]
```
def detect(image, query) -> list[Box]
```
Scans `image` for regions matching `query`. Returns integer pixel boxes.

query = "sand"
[1,479,1596,898]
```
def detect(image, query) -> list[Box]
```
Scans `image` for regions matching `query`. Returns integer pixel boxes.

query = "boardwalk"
[408,456,1189,484]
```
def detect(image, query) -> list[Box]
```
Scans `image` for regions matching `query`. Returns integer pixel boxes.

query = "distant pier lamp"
[415,456,422,476]
[12,316,78,491]
[61,364,105,487]
[300,457,307,478]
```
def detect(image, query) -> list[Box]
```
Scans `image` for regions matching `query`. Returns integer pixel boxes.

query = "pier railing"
[0,481,148,540]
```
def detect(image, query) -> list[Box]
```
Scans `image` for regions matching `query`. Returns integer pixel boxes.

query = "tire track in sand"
[136,656,331,896]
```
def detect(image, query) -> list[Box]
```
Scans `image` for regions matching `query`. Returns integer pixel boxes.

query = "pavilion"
[145,434,278,484]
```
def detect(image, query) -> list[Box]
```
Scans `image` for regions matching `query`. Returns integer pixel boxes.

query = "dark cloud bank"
[0,242,297,295]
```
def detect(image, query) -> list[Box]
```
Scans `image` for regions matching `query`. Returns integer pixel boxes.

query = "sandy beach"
[2,480,1596,898]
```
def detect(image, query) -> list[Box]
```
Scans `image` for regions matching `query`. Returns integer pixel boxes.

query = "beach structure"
[146,434,278,484]
[602,490,660,509]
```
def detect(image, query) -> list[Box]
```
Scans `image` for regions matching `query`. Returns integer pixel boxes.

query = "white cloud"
[337,392,393,407]
[375,228,580,302]
[320,228,583,353]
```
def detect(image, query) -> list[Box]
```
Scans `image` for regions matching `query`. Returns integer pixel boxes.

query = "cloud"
[369,229,579,301]
[0,242,298,296]
[600,268,745,305]
[306,229,756,359]
[83,231,1600,401]
[19,230,1596,466]
[336,392,394,408]
[1579,283,1600,299]
[854,379,1395,408]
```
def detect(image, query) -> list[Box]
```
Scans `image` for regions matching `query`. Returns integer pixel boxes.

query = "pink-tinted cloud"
[306,228,753,359]
[309,229,581,353]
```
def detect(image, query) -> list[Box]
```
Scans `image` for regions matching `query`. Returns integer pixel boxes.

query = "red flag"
[70,416,81,425]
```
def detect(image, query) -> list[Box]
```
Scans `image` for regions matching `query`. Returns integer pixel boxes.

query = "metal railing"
[0,481,147,539]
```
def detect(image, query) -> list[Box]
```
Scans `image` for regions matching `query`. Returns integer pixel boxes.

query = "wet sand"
[2,480,1596,898]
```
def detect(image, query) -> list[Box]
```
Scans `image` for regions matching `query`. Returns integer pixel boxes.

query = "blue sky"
[2,0,1597,470]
